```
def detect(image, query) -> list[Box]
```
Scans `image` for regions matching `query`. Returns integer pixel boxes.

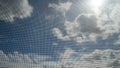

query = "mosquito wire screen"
[0,0,120,68]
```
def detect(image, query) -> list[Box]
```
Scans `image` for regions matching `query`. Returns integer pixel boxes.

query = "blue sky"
[0,0,120,68]
[0,0,58,54]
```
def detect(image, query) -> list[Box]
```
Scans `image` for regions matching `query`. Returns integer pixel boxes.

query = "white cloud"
[104,3,120,44]
[52,28,70,41]
[0,51,50,64]
[0,0,33,22]
[64,14,104,43]
[59,49,120,68]
[1,49,120,68]
[64,20,80,37]
[58,48,81,68]
[48,1,72,16]
[0,50,61,68]
[80,49,120,68]
[52,14,109,43]
[110,4,120,23]
[51,0,120,44]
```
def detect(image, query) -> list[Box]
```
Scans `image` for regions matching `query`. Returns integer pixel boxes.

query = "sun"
[90,0,103,8]
[89,0,104,15]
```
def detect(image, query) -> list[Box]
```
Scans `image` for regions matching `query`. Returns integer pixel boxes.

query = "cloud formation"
[0,50,61,68]
[59,49,120,68]
[0,51,50,64]
[1,49,120,68]
[52,28,70,41]
[49,1,72,16]
[53,14,109,43]
[0,0,33,22]
[51,0,120,44]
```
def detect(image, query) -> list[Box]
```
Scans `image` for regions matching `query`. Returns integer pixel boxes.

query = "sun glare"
[89,0,104,15]
[90,0,103,8]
